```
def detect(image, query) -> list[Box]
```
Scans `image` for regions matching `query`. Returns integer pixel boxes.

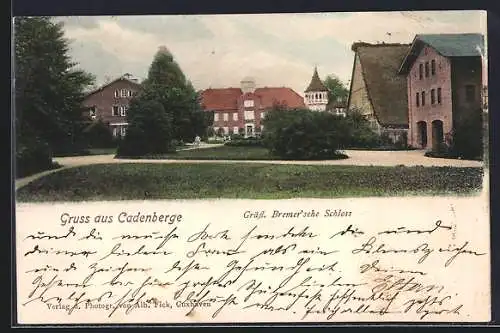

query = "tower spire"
[304,66,329,112]
[305,66,328,93]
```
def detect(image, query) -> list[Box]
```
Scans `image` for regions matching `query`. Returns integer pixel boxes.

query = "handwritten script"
[15,198,490,323]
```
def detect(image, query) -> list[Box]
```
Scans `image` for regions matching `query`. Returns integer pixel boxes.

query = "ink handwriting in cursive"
[18,217,487,321]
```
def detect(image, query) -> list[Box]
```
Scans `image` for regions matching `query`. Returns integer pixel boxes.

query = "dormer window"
[120,89,127,97]
[128,90,133,97]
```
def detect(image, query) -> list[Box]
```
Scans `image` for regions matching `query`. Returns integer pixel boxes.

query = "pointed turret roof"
[305,67,329,92]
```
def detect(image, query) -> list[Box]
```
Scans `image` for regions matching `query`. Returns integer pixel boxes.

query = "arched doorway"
[432,120,444,151]
[416,121,427,148]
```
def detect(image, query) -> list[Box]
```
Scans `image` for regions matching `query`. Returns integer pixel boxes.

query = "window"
[425,62,430,77]
[120,89,127,97]
[223,127,229,134]
[128,90,133,97]
[223,113,229,121]
[421,91,426,106]
[233,113,238,121]
[419,64,424,79]
[437,88,442,104]
[89,106,97,119]
[261,112,267,119]
[465,85,476,102]
[431,89,436,105]
[112,105,119,116]
[233,126,239,134]
[112,127,118,137]
[114,90,119,98]
[120,126,127,137]
[244,100,254,108]
[214,113,219,121]
[431,60,436,75]
[416,92,420,107]
[244,110,255,120]
[120,105,127,117]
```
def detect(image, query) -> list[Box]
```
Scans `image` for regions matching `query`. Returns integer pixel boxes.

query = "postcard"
[13,10,490,325]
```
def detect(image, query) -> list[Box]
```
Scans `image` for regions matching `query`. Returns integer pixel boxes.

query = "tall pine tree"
[118,46,212,156]
[142,46,210,141]
[15,17,94,176]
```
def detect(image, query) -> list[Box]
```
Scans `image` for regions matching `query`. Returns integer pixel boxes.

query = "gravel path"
[15,148,483,190]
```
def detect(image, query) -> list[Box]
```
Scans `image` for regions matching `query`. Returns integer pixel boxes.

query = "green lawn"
[118,146,349,160]
[16,163,484,202]
[121,146,276,160]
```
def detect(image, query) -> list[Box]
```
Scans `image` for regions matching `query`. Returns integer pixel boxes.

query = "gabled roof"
[254,87,305,109]
[399,33,485,74]
[200,86,305,111]
[349,43,410,127]
[84,74,141,98]
[305,67,329,92]
[200,88,242,111]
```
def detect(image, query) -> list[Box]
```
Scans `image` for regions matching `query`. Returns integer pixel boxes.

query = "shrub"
[262,108,349,160]
[117,99,175,157]
[216,128,225,137]
[395,131,408,149]
[82,119,115,149]
[343,109,382,148]
[231,133,244,140]
[224,138,263,147]
[451,110,483,160]
[16,136,54,178]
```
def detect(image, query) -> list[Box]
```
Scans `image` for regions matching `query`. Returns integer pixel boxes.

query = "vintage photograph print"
[13,10,490,325]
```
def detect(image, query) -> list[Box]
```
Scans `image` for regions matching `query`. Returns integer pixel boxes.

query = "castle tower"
[304,66,329,111]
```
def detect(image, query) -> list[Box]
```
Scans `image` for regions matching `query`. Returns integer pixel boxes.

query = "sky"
[57,11,487,96]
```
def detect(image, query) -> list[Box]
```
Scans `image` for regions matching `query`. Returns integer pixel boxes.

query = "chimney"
[241,77,256,94]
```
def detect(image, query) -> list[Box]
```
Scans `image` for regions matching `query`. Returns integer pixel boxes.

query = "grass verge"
[16,163,484,202]
[115,146,349,161]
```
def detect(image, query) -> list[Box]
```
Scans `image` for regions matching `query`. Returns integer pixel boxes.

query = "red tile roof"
[200,88,242,111]
[254,87,305,109]
[200,87,305,111]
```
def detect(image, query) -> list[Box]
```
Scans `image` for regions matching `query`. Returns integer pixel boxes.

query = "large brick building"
[398,33,484,150]
[201,78,305,137]
[82,73,141,137]
[347,43,410,143]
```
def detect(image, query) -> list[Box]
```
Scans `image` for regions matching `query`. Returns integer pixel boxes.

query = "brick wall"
[83,79,140,136]
[212,109,241,134]
[407,45,453,148]
[212,94,268,135]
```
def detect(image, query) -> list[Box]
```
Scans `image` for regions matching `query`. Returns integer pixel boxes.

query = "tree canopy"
[15,17,94,152]
[15,17,94,176]
[118,46,212,156]
[323,75,349,105]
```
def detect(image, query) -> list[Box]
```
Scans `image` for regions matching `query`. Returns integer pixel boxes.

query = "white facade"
[304,91,328,111]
